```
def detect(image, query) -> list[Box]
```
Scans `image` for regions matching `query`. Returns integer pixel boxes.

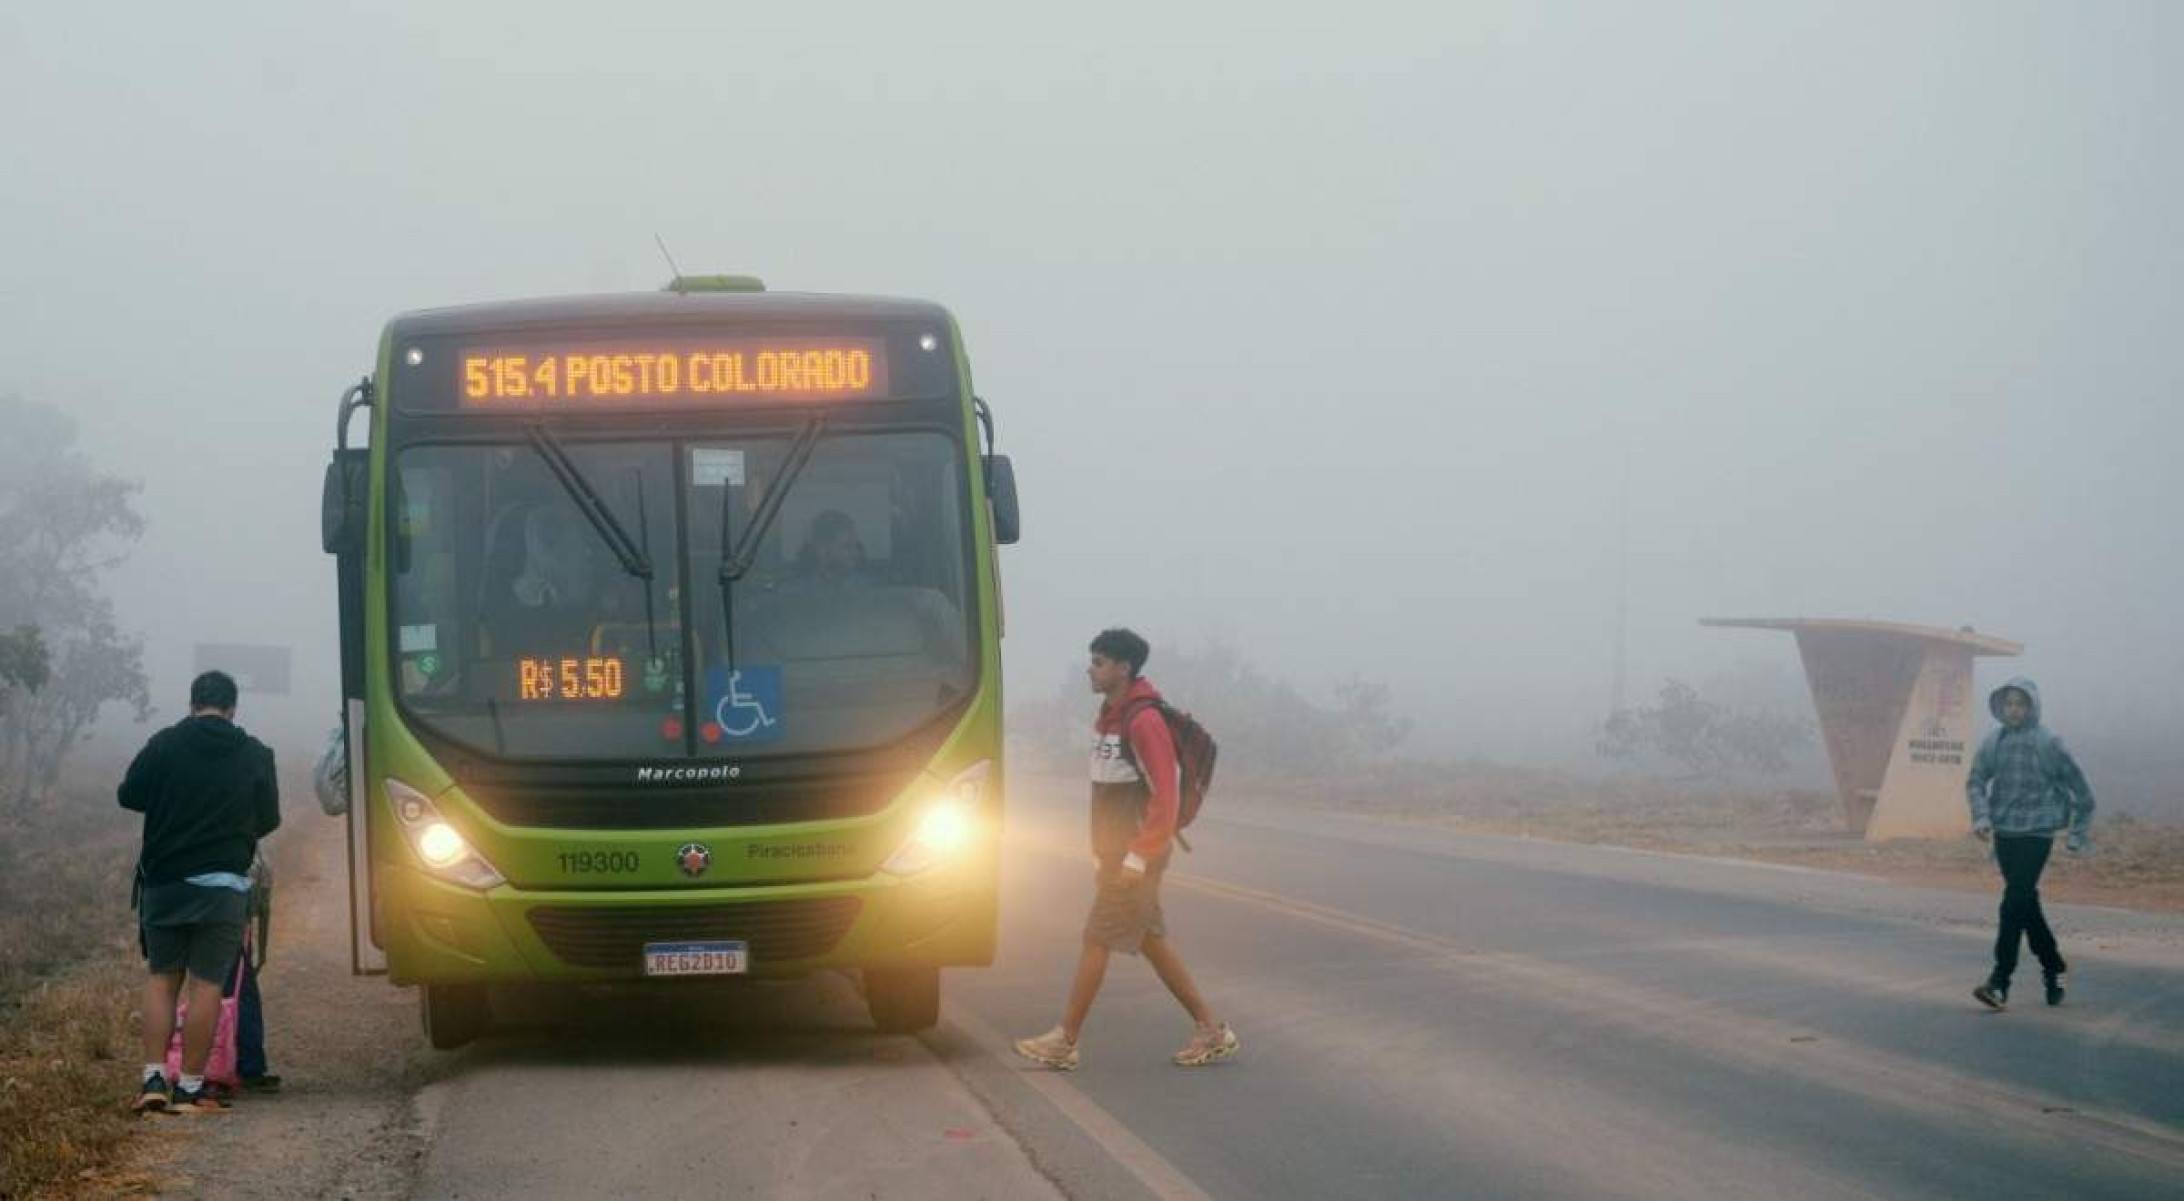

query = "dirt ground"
[84,806,434,1201]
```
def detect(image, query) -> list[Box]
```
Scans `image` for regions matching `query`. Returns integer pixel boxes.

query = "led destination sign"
[460,340,887,407]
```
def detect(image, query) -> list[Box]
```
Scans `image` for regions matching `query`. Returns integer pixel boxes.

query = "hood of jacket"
[1097,677,1164,734]
[175,713,253,757]
[1988,676,2042,728]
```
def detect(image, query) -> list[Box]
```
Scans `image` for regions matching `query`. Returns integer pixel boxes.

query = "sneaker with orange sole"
[168,1083,232,1114]
[131,1072,171,1115]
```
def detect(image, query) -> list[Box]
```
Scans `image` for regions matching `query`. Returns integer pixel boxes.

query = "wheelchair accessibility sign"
[702,666,783,744]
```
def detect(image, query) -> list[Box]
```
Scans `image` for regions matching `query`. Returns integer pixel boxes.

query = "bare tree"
[1598,678,1810,780]
[0,397,149,809]
[0,625,48,699]
[1330,676,1413,761]
[1025,639,1410,781]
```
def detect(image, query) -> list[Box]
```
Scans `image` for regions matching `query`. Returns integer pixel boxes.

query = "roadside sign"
[194,643,293,696]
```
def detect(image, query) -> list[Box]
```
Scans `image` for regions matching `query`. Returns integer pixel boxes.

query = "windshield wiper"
[525,424,655,582]
[526,424,663,665]
[629,467,661,664]
[717,416,828,668]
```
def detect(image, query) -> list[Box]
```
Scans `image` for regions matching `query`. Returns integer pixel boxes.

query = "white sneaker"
[1013,1025,1079,1070]
[1172,1022,1239,1067]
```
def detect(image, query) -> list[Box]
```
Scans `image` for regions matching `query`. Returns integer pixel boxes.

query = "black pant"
[222,950,267,1078]
[1992,834,2065,986]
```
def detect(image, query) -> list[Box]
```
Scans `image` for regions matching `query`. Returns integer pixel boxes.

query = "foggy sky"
[3,2,2178,780]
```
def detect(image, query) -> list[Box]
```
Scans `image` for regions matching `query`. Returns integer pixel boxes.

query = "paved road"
[408,974,1064,1201]
[944,784,2184,1200]
[401,780,2184,1200]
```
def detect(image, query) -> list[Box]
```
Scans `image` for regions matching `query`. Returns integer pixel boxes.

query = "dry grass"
[1745,812,2184,912]
[0,788,150,1200]
[1292,759,1841,845]
[1284,761,2184,912]
[0,800,136,1007]
[0,955,144,1199]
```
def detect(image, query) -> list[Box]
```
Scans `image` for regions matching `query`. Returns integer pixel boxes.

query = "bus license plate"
[642,940,748,977]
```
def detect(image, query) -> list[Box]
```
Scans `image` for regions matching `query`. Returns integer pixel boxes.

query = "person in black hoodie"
[118,671,280,1114]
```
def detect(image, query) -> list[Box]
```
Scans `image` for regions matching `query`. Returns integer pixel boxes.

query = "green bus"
[320,278,1020,1047]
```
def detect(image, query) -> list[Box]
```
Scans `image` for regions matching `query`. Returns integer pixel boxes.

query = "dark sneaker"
[1973,982,2008,1011]
[2044,973,2067,1007]
[240,1073,283,1093]
[132,1072,171,1115]
[168,1084,232,1114]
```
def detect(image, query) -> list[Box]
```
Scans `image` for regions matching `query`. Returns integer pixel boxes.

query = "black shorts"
[139,882,247,983]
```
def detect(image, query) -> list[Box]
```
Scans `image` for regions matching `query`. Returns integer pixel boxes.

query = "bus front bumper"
[378,856,998,985]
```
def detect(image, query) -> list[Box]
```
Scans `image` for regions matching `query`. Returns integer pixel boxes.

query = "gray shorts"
[140,882,247,983]
[1083,864,1166,954]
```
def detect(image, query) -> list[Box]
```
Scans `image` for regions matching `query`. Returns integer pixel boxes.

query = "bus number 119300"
[559,850,641,874]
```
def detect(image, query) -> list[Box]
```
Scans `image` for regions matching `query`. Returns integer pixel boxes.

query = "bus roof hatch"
[665,274,767,294]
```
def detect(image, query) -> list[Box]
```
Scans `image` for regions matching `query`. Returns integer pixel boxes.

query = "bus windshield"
[391,430,976,760]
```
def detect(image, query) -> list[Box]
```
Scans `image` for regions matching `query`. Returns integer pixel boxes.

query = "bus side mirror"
[323,447,370,704]
[322,450,368,555]
[984,454,1020,545]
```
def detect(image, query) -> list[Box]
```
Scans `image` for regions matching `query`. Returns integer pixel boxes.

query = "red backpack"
[1120,699,1219,849]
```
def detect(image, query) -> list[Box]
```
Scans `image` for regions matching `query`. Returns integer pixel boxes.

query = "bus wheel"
[864,966,940,1033]
[421,983,491,1050]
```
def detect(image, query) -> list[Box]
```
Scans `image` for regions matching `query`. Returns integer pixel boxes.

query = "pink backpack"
[165,933,248,1090]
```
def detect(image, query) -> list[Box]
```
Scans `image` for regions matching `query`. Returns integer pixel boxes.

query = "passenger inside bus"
[738,504,969,717]
[783,509,871,594]
[478,503,615,662]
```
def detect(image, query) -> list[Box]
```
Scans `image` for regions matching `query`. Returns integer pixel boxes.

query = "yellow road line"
[1160,868,2184,1168]
[1007,831,2184,1169]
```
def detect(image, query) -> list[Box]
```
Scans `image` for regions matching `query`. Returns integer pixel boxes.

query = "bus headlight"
[882,761,991,877]
[386,778,506,890]
[912,804,974,853]
[417,822,468,867]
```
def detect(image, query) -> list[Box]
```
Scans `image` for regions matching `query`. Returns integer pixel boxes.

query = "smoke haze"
[4,2,2177,803]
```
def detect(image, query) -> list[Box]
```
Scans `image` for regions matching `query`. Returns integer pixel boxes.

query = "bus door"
[324,388,387,975]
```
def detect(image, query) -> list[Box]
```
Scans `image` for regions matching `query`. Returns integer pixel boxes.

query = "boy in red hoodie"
[1014,629,1238,1070]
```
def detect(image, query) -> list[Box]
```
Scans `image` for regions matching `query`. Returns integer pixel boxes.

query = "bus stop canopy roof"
[1699,617,2023,657]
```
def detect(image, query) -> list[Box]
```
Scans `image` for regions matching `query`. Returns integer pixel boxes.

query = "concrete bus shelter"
[1701,618,2022,841]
